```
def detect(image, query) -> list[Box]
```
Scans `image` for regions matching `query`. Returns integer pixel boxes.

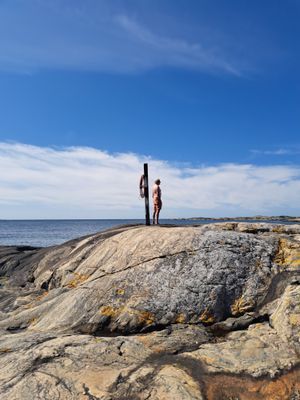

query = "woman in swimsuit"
[152,179,162,225]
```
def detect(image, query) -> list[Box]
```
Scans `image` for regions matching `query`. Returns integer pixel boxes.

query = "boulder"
[0,223,299,399]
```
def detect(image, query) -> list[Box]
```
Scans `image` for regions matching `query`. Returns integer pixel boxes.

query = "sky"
[0,0,299,218]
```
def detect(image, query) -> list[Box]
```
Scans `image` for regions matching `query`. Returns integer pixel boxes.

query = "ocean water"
[0,219,297,248]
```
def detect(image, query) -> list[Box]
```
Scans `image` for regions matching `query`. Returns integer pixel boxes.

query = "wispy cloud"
[115,15,240,75]
[0,142,299,218]
[0,1,244,75]
[251,147,300,156]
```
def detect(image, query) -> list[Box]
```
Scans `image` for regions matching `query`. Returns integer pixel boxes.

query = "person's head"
[155,179,161,185]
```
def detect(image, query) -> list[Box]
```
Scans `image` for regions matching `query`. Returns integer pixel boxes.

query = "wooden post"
[143,163,151,226]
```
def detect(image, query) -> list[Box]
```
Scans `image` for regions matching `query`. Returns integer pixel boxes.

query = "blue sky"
[0,0,299,218]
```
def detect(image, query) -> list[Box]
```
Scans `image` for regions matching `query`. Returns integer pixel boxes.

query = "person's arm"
[158,186,161,199]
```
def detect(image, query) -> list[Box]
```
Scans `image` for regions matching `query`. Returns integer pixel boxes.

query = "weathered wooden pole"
[143,163,151,226]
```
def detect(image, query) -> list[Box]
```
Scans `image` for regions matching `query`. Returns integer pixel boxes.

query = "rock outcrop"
[0,223,299,399]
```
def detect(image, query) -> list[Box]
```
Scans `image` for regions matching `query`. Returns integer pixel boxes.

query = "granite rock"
[0,223,299,399]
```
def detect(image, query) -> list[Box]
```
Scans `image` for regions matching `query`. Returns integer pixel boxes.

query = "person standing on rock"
[152,179,162,225]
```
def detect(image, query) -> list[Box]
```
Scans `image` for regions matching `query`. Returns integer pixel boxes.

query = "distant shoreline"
[175,216,300,222]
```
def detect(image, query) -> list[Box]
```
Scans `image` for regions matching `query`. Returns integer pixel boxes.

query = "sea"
[0,219,298,248]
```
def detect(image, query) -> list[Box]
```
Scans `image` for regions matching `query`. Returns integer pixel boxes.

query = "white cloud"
[251,148,300,156]
[115,15,240,75]
[0,142,300,219]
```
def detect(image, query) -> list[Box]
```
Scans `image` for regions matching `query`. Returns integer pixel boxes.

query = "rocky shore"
[0,222,299,399]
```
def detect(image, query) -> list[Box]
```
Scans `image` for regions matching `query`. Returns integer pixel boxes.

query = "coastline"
[176,215,300,222]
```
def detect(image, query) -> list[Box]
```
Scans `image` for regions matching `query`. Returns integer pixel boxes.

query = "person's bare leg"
[153,206,158,224]
[156,209,160,225]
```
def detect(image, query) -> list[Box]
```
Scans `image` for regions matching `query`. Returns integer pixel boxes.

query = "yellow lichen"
[99,306,118,317]
[98,306,155,326]
[138,311,155,326]
[116,288,125,296]
[272,226,285,234]
[199,309,215,324]
[274,238,300,268]
[289,314,300,326]
[29,317,38,326]
[175,313,186,324]
[66,273,89,288]
[231,297,254,316]
[292,259,300,267]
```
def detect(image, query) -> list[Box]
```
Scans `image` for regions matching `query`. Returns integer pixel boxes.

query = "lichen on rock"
[0,222,299,399]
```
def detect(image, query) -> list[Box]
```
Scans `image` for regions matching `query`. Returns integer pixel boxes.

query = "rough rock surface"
[0,223,299,399]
